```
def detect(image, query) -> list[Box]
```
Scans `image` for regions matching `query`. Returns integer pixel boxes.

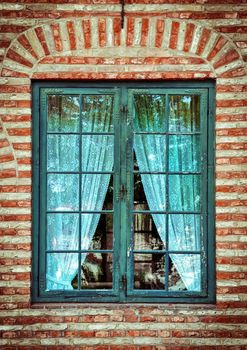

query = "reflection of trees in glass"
[48,95,80,131]
[134,95,166,131]
[169,95,200,132]
[82,96,113,132]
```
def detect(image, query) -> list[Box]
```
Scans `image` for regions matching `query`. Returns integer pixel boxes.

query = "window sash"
[32,81,215,303]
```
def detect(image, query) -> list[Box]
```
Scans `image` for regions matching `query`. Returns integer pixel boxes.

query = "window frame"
[32,80,215,304]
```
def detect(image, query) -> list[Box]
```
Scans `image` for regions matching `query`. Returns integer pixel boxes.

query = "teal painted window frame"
[32,81,215,303]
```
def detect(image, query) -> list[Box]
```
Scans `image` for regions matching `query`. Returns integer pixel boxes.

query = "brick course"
[0,0,246,348]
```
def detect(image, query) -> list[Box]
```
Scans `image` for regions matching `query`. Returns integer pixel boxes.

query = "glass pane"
[48,95,80,132]
[81,135,114,172]
[47,135,79,172]
[82,95,114,132]
[47,174,79,211]
[46,253,79,290]
[134,173,166,211]
[81,213,113,250]
[78,253,113,289]
[168,256,187,291]
[169,135,201,172]
[169,95,200,132]
[134,213,166,250]
[81,174,113,211]
[134,253,165,289]
[169,254,201,292]
[168,214,201,251]
[168,175,201,211]
[134,135,166,172]
[133,94,166,132]
[47,214,79,250]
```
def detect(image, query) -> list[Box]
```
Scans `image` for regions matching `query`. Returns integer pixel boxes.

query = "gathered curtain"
[46,96,113,290]
[134,95,201,291]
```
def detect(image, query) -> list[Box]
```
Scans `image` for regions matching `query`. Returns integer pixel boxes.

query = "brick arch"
[1,17,246,79]
[0,17,246,177]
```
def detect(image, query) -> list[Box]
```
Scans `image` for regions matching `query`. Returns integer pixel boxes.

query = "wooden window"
[32,81,215,303]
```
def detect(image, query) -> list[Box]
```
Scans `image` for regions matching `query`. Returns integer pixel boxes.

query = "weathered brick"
[0,5,246,349]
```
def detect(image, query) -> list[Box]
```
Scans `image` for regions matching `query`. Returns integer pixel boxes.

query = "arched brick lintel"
[1,17,246,80]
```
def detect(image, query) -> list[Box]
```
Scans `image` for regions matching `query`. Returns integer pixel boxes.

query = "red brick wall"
[0,1,247,348]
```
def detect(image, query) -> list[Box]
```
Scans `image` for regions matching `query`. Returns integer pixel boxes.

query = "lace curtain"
[46,96,113,290]
[134,94,201,291]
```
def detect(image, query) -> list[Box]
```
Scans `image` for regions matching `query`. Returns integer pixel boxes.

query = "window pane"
[168,214,201,251]
[133,94,166,132]
[168,175,201,212]
[134,173,166,211]
[82,95,114,132]
[169,95,200,132]
[169,254,201,292]
[46,253,79,290]
[47,95,80,132]
[77,253,113,289]
[47,135,80,172]
[134,253,165,289]
[134,213,166,250]
[134,135,166,172]
[81,174,113,211]
[81,135,114,172]
[47,214,79,250]
[81,213,113,250]
[169,135,201,172]
[47,174,79,211]
[169,256,187,291]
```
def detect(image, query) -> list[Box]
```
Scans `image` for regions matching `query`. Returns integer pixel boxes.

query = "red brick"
[126,18,135,46]
[113,17,121,47]
[1,115,31,122]
[216,128,247,136]
[196,28,211,55]
[140,18,149,47]
[217,25,247,33]
[2,68,29,78]
[13,143,32,150]
[0,169,16,179]
[0,154,14,163]
[50,23,63,52]
[98,18,106,47]
[0,25,29,33]
[66,21,76,50]
[183,22,195,52]
[6,49,33,68]
[214,49,240,69]
[155,19,165,48]
[169,21,180,50]
[0,85,31,93]
[7,128,31,136]
[34,27,50,55]
[207,36,227,61]
[82,19,91,49]
[216,185,247,193]
[219,66,246,78]
[18,34,39,60]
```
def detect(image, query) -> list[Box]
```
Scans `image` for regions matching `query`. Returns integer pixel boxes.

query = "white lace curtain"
[134,94,201,291]
[46,96,113,290]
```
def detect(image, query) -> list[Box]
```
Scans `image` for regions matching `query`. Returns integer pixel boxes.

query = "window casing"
[32,81,215,303]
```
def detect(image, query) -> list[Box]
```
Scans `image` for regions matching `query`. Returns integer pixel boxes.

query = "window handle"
[117,184,127,201]
[121,275,127,290]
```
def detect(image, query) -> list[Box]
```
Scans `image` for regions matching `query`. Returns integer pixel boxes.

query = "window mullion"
[118,86,129,301]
